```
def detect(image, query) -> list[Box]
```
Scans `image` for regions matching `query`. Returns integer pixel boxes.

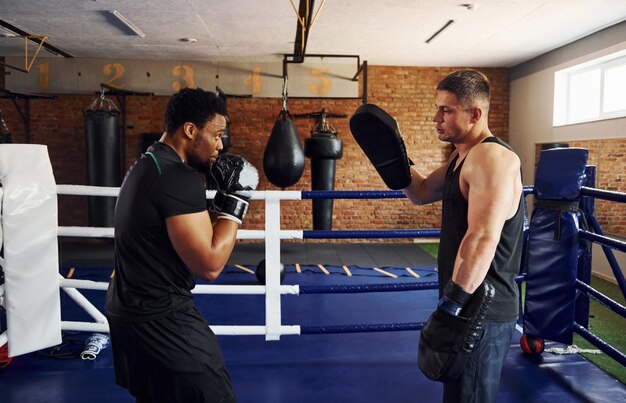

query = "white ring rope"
[51,184,306,339]
[56,184,302,201]
[57,226,304,240]
[59,278,300,295]
[59,275,108,324]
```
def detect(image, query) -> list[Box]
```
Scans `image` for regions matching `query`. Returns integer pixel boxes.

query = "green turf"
[418,242,438,259]
[417,243,626,385]
[572,276,626,385]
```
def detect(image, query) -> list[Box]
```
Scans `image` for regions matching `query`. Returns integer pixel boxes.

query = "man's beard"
[187,154,211,172]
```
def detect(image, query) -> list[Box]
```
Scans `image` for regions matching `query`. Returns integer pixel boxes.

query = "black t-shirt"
[105,142,207,321]
[437,137,524,321]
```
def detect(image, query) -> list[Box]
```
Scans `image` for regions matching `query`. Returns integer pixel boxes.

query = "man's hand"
[206,154,259,224]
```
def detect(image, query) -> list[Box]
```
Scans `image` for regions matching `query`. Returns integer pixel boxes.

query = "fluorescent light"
[0,26,18,38]
[109,10,145,38]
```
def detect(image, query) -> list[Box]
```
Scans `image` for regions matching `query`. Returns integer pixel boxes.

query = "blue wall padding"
[534,148,588,200]
[523,148,588,344]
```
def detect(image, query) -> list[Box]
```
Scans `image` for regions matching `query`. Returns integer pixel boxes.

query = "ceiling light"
[0,26,18,38]
[109,10,145,38]
[179,37,198,43]
[425,20,455,44]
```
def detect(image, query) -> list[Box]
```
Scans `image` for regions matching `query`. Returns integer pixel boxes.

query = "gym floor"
[1,241,625,402]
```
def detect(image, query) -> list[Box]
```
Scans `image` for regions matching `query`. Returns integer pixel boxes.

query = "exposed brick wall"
[0,66,510,243]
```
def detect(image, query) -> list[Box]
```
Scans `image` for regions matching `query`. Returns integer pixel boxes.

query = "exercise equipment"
[263,76,304,188]
[84,91,121,227]
[255,259,286,285]
[520,334,545,355]
[298,109,344,230]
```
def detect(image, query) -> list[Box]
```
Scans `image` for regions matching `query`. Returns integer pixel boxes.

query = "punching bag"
[303,111,343,230]
[263,109,305,188]
[84,93,122,227]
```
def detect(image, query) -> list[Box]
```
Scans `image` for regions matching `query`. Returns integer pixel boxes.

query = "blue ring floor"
[1,242,625,402]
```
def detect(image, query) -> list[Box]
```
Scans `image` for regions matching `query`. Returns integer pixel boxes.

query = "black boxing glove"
[418,280,495,383]
[206,154,259,224]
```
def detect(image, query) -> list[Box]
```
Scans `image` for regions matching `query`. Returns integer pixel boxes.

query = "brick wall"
[1,66,512,242]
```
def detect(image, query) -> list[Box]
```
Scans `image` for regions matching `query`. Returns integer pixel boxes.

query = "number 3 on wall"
[172,65,195,91]
[103,63,126,89]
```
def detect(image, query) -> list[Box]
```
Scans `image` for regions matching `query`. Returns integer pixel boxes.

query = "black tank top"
[437,136,523,321]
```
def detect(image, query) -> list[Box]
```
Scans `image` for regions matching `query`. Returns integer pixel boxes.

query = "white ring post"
[264,191,282,340]
[0,144,62,357]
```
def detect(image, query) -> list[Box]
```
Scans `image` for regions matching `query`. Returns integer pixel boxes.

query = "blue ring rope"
[301,190,405,199]
[581,186,626,203]
[573,323,626,367]
[300,322,425,334]
[579,230,626,253]
[576,279,626,319]
[303,229,440,239]
[299,281,439,294]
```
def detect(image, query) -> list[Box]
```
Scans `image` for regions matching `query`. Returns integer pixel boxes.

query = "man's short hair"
[436,69,491,110]
[164,88,227,136]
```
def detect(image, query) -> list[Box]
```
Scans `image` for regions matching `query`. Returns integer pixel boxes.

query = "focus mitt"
[349,104,412,190]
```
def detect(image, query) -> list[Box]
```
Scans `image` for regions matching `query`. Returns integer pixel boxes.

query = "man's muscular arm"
[403,151,457,205]
[166,211,238,282]
[451,144,521,293]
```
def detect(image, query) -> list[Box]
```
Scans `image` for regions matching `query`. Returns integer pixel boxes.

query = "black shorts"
[107,306,236,403]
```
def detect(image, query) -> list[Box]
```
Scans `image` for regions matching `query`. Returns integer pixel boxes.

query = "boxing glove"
[418,280,495,382]
[206,154,259,224]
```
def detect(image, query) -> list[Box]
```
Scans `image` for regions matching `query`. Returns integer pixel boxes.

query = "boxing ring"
[1,144,626,402]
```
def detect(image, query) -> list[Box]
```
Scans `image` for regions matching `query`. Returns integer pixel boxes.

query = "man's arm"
[451,144,521,293]
[166,211,239,282]
[402,154,455,205]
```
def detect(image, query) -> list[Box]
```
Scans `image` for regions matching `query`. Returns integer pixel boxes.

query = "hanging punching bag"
[263,109,305,188]
[84,93,121,227]
[303,112,343,230]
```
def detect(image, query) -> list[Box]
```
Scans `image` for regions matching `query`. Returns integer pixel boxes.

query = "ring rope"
[581,186,626,203]
[300,322,425,334]
[579,230,626,253]
[298,281,438,294]
[576,279,626,319]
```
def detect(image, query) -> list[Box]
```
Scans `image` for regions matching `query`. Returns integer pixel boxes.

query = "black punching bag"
[84,94,121,227]
[263,109,305,188]
[303,112,344,230]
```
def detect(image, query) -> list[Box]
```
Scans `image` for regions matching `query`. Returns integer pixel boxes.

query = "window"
[553,50,626,126]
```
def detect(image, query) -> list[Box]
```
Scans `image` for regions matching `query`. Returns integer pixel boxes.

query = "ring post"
[0,144,62,356]
[264,191,282,340]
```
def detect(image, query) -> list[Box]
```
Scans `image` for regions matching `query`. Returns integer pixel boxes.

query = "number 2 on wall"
[103,63,126,89]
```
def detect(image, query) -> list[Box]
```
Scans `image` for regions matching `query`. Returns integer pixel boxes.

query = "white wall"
[509,21,626,186]
[509,21,626,283]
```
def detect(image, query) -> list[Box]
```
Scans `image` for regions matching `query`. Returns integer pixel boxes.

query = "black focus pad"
[349,104,411,190]
[418,281,495,383]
